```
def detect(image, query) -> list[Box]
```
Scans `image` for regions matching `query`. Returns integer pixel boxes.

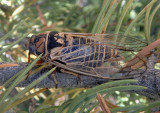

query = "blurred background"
[0,0,159,63]
[0,0,160,112]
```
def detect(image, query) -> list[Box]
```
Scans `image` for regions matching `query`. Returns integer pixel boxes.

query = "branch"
[0,54,160,99]
[0,63,107,88]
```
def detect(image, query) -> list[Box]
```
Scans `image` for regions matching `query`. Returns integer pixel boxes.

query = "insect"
[25,31,147,82]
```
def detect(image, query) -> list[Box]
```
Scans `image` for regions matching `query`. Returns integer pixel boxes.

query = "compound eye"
[29,42,35,54]
[34,38,39,43]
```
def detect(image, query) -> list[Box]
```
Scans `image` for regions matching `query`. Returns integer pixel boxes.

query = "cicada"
[25,31,147,80]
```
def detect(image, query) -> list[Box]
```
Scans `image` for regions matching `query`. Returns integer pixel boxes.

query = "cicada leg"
[27,52,44,79]
[27,52,32,78]
[28,52,31,63]
[60,69,81,81]
[36,59,44,65]
[28,52,44,65]
[51,73,58,88]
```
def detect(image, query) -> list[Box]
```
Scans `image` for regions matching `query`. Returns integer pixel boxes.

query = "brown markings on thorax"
[66,34,73,46]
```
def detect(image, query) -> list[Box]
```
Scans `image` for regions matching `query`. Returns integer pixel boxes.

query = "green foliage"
[0,0,160,112]
[66,80,146,113]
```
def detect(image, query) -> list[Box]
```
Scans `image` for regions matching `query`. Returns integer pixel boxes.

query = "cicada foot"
[60,69,81,82]
[51,73,58,88]
[36,59,44,65]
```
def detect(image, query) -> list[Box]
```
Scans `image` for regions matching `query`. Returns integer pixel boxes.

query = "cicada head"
[25,34,46,56]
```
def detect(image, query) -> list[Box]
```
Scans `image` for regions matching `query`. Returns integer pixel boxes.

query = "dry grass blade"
[0,64,19,68]
[104,98,119,109]
[124,38,160,69]
[96,93,111,113]
[96,94,128,113]
[36,5,47,26]
[36,5,57,31]
[4,88,47,112]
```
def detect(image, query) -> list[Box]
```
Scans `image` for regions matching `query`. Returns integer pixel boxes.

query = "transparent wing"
[62,32,147,49]
[50,33,147,79]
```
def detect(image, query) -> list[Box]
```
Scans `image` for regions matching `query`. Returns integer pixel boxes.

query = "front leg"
[60,69,81,81]
[51,73,58,88]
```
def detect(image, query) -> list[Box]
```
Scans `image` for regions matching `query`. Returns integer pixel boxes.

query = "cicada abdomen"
[50,34,125,77]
